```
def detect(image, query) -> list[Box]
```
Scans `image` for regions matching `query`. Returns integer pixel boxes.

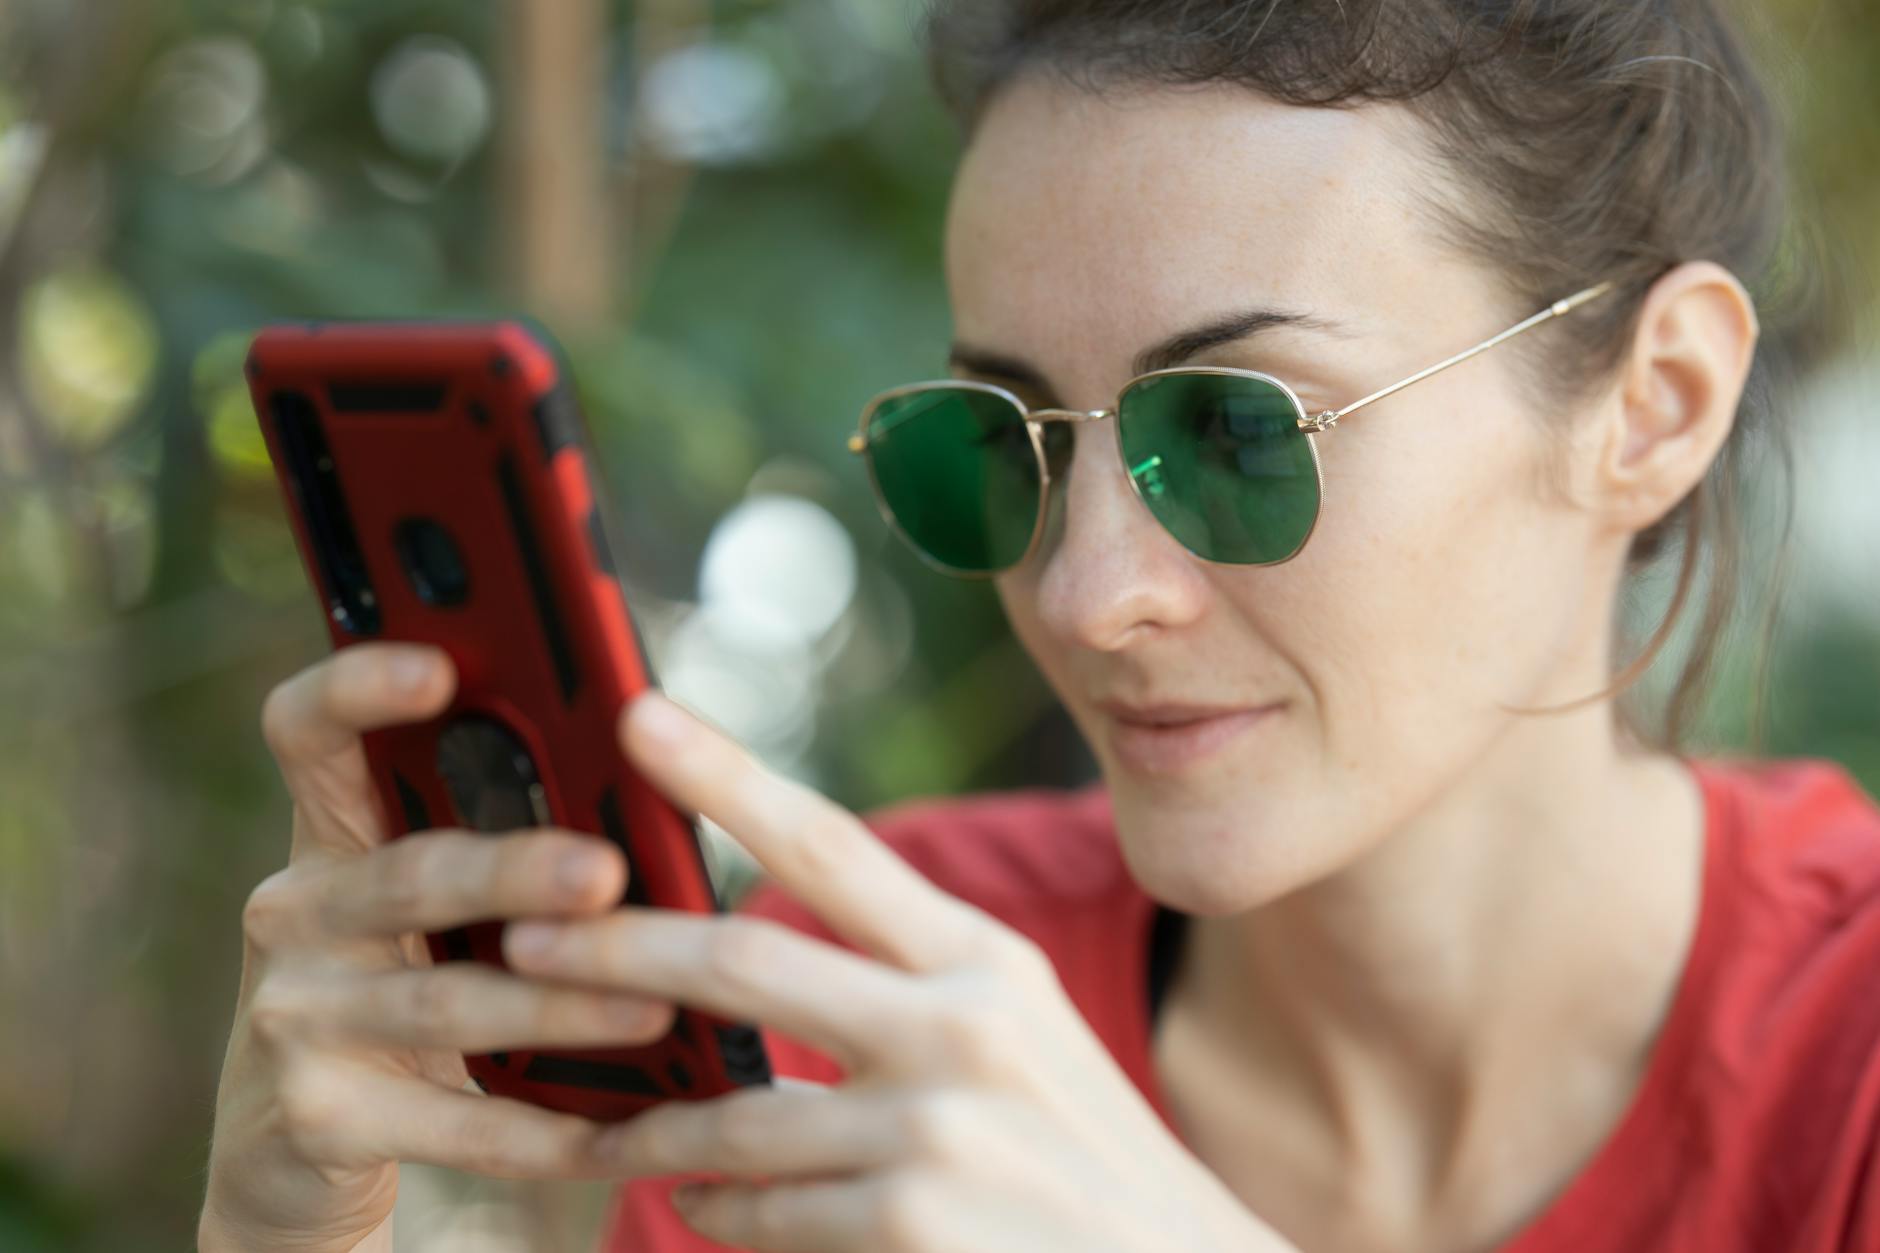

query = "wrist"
[196,1205,392,1253]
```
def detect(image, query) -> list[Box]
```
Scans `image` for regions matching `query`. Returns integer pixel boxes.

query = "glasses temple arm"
[1310,280,1616,429]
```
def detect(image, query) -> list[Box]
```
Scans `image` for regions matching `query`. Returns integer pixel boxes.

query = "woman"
[199,1,1880,1250]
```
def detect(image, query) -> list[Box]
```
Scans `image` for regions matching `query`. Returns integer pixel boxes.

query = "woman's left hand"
[499,691,1297,1253]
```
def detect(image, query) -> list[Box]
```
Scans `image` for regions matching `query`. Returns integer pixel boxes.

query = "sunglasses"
[847,280,1617,577]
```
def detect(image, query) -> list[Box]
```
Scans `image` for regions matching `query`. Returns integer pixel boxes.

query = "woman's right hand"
[198,643,676,1252]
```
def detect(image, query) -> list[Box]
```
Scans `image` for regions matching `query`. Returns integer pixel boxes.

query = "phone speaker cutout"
[521,1054,665,1096]
[270,389,381,635]
[328,381,448,413]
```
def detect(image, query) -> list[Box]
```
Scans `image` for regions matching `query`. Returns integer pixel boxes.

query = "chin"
[1107,781,1334,917]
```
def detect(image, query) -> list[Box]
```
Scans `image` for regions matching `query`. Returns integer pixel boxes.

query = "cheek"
[1300,399,1570,725]
[993,566,1073,701]
[1111,487,1550,911]
[995,401,1587,914]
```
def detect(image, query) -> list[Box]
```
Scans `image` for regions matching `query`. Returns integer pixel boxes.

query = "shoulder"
[1694,753,1880,1014]
[1682,756,1880,1224]
[1698,753,1880,927]
[1511,757,1880,1249]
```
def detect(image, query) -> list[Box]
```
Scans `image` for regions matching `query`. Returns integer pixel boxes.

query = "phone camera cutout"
[436,717,552,833]
[394,517,470,606]
[270,389,380,635]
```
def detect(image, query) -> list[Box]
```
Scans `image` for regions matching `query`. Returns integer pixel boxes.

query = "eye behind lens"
[863,384,1043,576]
[1117,372,1321,566]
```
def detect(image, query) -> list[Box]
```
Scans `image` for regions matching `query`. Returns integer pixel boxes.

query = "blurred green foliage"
[0,0,1873,1249]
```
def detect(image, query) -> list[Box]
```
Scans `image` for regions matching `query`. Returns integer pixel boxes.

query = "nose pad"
[1027,412,1210,649]
[1039,420,1074,481]
[1031,421,1074,558]
[1034,413,1157,564]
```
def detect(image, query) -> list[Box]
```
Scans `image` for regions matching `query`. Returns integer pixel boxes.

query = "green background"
[0,1,1874,1249]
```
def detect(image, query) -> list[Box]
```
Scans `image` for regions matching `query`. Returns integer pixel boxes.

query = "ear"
[1590,260,1760,537]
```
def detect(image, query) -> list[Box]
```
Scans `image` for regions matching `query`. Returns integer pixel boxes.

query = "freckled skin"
[947,75,1610,914]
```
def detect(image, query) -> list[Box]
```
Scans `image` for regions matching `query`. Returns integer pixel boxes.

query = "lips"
[1094,697,1284,775]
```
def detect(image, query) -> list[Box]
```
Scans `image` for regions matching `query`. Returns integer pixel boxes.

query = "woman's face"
[945,74,1621,915]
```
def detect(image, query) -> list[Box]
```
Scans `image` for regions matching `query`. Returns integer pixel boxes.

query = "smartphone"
[244,319,773,1122]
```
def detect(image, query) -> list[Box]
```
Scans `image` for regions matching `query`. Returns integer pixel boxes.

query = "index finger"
[260,642,455,856]
[617,692,994,973]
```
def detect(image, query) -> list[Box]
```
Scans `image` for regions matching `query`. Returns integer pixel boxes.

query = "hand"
[199,644,674,1253]
[498,690,1299,1253]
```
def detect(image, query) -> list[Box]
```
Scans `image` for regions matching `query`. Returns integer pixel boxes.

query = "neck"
[1173,697,1706,1193]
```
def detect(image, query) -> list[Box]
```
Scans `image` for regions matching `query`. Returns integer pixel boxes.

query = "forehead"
[942,74,1449,384]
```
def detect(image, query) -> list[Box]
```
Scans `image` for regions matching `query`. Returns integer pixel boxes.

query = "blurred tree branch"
[617,0,709,330]
[494,0,708,337]
[497,0,615,329]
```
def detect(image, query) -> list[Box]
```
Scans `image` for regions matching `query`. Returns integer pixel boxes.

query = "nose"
[1028,416,1211,652]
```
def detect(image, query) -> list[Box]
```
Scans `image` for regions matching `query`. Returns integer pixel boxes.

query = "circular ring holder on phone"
[436,716,551,834]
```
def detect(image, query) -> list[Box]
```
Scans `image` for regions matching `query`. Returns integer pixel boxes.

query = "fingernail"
[591,1123,629,1161]
[391,653,433,692]
[506,921,561,961]
[633,694,690,748]
[558,850,601,895]
[606,997,658,1030]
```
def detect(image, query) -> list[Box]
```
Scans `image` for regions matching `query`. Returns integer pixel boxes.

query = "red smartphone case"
[245,320,772,1122]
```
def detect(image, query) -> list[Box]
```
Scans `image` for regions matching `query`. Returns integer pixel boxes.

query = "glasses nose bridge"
[1027,406,1114,425]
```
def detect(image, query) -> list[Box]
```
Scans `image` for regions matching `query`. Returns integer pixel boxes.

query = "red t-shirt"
[601,754,1880,1252]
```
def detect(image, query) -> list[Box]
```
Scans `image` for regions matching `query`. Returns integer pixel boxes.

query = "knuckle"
[244,977,304,1050]
[782,812,855,882]
[451,1113,517,1177]
[931,1006,1016,1077]
[241,869,301,950]
[985,926,1054,983]
[277,1062,346,1152]
[376,836,443,917]
[745,1184,793,1244]
[258,680,301,756]
[704,919,781,991]
[263,654,353,759]
[900,1091,975,1160]
[410,968,468,1027]
[609,1106,680,1173]
[873,1172,941,1250]
[709,1097,777,1165]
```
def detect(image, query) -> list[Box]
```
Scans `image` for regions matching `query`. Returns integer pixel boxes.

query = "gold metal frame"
[847,281,1616,577]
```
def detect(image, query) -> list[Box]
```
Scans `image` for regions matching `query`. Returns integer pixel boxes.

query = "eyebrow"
[946,306,1346,400]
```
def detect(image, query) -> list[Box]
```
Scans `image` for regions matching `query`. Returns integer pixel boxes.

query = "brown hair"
[919,0,1831,755]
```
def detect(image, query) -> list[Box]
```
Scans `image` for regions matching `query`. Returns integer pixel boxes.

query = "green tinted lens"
[1116,372,1320,564]
[863,385,1042,573]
